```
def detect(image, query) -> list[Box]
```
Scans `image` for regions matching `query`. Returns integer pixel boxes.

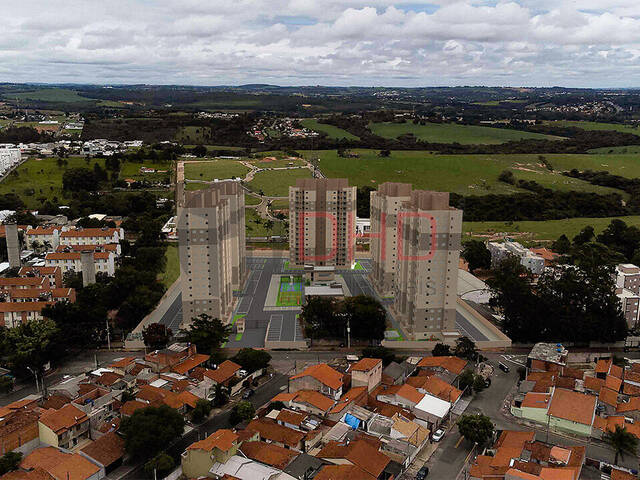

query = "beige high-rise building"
[177,181,246,327]
[370,183,462,339]
[289,178,356,267]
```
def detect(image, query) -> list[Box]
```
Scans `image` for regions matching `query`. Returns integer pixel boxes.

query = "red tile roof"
[417,356,467,375]
[38,404,87,434]
[292,390,335,412]
[120,400,147,416]
[317,440,390,478]
[246,418,305,448]
[80,432,125,467]
[188,429,238,452]
[384,384,424,404]
[548,389,596,426]
[61,228,119,238]
[290,363,344,390]
[351,358,382,372]
[172,353,210,375]
[314,465,376,480]
[203,360,241,384]
[21,447,100,480]
[239,441,297,470]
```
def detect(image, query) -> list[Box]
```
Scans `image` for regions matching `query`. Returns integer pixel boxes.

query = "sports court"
[277,275,303,307]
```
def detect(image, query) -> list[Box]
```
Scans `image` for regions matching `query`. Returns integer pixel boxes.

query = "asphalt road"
[115,373,289,480]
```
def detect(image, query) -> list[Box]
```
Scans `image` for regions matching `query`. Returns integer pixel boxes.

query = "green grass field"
[464,215,640,242]
[184,160,250,181]
[159,244,180,288]
[119,160,172,181]
[309,150,623,196]
[0,156,106,208]
[269,199,289,210]
[546,121,640,135]
[368,122,563,144]
[248,168,312,197]
[248,156,307,168]
[588,145,640,154]
[4,88,94,103]
[300,119,360,140]
[245,194,261,205]
[245,208,287,237]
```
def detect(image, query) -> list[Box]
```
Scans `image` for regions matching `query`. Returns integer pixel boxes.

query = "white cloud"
[2,1,640,86]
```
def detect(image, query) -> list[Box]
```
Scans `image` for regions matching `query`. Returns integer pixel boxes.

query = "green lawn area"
[368,122,563,144]
[0,156,106,208]
[464,215,640,242]
[4,88,94,103]
[269,199,289,210]
[248,155,307,168]
[300,119,360,140]
[184,160,250,181]
[308,150,623,196]
[245,208,287,237]
[546,121,640,135]
[119,160,172,181]
[248,168,312,197]
[159,244,180,288]
[183,144,246,151]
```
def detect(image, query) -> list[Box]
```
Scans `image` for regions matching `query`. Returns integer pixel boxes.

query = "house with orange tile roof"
[275,409,308,429]
[416,356,467,377]
[38,404,90,449]
[289,390,335,416]
[314,464,376,480]
[0,407,40,454]
[144,343,198,373]
[171,353,210,376]
[239,441,298,471]
[18,266,62,288]
[25,227,61,252]
[246,418,306,451]
[80,431,125,474]
[350,358,382,393]
[0,301,54,328]
[181,429,239,479]
[376,384,424,410]
[411,375,462,405]
[328,386,369,420]
[290,363,344,400]
[611,468,638,480]
[19,446,103,480]
[316,439,391,479]
[120,400,147,417]
[546,388,597,436]
[527,343,568,376]
[203,360,242,386]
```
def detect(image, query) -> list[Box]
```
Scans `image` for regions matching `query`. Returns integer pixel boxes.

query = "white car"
[432,429,445,442]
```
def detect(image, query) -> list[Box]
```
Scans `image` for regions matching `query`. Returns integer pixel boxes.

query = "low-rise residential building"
[45,250,116,276]
[17,446,103,480]
[18,266,63,288]
[59,227,124,247]
[488,241,545,275]
[0,404,40,454]
[25,227,61,251]
[290,364,344,400]
[38,404,90,449]
[0,301,53,327]
[181,429,239,479]
[350,358,382,393]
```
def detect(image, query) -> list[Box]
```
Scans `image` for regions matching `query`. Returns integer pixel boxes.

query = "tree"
[454,336,478,361]
[461,240,491,273]
[552,234,571,255]
[212,384,228,407]
[233,348,271,372]
[230,401,255,425]
[120,405,184,459]
[457,414,494,447]
[193,145,207,158]
[602,425,638,465]
[498,170,515,185]
[431,343,451,357]
[6,319,58,378]
[378,149,391,157]
[572,225,595,246]
[270,400,286,411]
[184,314,231,355]
[0,376,14,394]
[0,452,22,475]
[142,323,172,350]
[343,295,386,341]
[458,369,476,394]
[473,375,487,393]
[361,346,396,366]
[191,399,212,423]
[143,453,175,479]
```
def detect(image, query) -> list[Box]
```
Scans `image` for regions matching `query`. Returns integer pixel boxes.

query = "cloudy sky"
[2,0,640,87]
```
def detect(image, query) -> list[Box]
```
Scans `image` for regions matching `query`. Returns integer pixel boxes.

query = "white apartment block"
[25,227,61,251]
[289,178,356,268]
[177,181,246,327]
[0,148,21,175]
[488,241,545,275]
[59,227,124,247]
[45,251,116,276]
[0,302,51,328]
[616,264,640,328]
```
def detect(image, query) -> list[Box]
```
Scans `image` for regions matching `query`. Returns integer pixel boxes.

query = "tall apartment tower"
[81,250,96,286]
[5,223,21,269]
[289,178,356,267]
[370,182,413,296]
[177,181,245,327]
[370,184,462,339]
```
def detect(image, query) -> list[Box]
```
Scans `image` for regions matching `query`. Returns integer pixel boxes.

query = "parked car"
[416,466,429,479]
[238,369,248,378]
[242,388,254,399]
[432,429,445,442]
[498,362,510,373]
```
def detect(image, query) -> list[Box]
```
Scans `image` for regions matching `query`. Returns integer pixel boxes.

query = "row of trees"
[300,295,387,342]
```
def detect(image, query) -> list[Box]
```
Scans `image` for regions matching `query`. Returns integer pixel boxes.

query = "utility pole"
[347,316,351,349]
[106,318,111,351]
